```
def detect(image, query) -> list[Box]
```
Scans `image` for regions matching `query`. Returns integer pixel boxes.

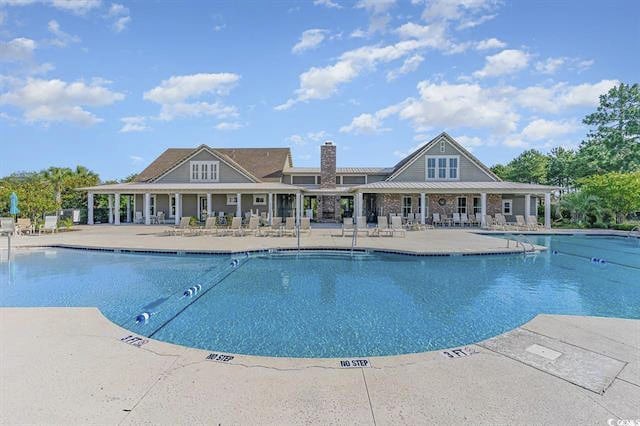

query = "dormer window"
[426,155,459,180]
[190,161,219,182]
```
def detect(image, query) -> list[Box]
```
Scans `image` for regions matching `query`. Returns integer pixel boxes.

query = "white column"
[236,193,242,217]
[544,192,551,229]
[420,193,426,225]
[114,193,120,225]
[480,193,487,228]
[126,196,131,223]
[206,193,212,218]
[108,194,113,224]
[295,192,301,224]
[144,193,151,225]
[524,194,531,223]
[87,192,94,225]
[268,193,273,224]
[175,193,181,225]
[356,192,364,219]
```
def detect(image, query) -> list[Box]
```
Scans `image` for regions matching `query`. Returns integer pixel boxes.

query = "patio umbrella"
[9,192,20,216]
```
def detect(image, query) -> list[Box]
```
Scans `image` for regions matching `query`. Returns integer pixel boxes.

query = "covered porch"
[81,183,306,226]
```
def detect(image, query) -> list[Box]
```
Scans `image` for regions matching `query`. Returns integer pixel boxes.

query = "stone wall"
[379,193,402,216]
[318,141,339,220]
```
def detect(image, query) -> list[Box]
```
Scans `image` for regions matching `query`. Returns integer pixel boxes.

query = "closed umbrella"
[9,192,20,216]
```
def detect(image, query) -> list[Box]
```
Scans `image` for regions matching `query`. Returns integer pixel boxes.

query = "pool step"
[479,328,625,394]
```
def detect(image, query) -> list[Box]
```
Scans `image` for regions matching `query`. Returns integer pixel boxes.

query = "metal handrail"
[351,220,358,254]
[628,226,640,238]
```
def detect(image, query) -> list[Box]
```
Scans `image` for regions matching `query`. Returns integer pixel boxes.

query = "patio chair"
[200,217,219,236]
[16,218,34,235]
[156,211,165,224]
[341,217,354,237]
[228,217,243,236]
[299,217,311,235]
[468,214,480,227]
[432,213,443,227]
[460,213,470,227]
[515,215,528,230]
[40,216,58,234]
[282,217,296,237]
[370,216,393,237]
[493,213,510,230]
[170,217,193,236]
[527,215,543,231]
[262,216,283,237]
[452,213,462,226]
[483,214,494,229]
[134,211,143,224]
[390,216,406,237]
[356,216,368,235]
[243,216,260,235]
[0,217,15,236]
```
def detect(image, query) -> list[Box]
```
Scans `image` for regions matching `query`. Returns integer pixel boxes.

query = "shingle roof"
[135,148,195,183]
[284,167,394,174]
[134,147,291,183]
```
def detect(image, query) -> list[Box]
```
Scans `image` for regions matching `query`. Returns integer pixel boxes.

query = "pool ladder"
[507,236,537,256]
[628,226,640,239]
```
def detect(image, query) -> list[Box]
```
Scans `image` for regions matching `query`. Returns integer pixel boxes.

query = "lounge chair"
[0,217,15,236]
[460,213,470,227]
[200,217,219,236]
[370,216,393,237]
[16,218,34,235]
[227,217,243,236]
[170,217,193,236]
[282,217,296,237]
[40,216,58,234]
[527,215,543,230]
[390,216,406,237]
[341,217,354,237]
[482,214,494,229]
[356,216,368,235]
[452,212,462,226]
[432,213,443,227]
[262,217,283,237]
[515,215,528,230]
[468,214,480,227]
[493,213,511,230]
[134,211,143,224]
[244,216,260,235]
[299,217,311,235]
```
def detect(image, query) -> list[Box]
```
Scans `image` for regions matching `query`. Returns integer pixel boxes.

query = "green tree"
[60,166,100,210]
[495,150,549,184]
[42,167,73,208]
[560,192,605,226]
[579,172,640,223]
[575,83,640,177]
[547,147,577,195]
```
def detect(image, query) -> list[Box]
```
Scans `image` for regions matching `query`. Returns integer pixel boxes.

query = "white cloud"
[120,116,148,132]
[340,112,391,134]
[455,135,484,151]
[474,37,506,50]
[129,155,144,164]
[51,0,101,14]
[0,77,124,125]
[386,54,424,81]
[313,0,342,8]
[277,22,451,109]
[520,118,576,141]
[292,29,329,54]
[286,130,329,145]
[421,0,497,23]
[0,37,36,62]
[215,121,243,130]
[355,0,396,14]
[473,49,530,78]
[393,140,427,158]
[350,28,367,38]
[108,3,130,32]
[456,13,496,29]
[516,79,619,113]
[47,20,80,47]
[534,57,565,75]
[144,73,240,120]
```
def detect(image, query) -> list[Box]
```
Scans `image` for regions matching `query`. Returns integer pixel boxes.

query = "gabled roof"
[388,132,500,182]
[134,146,292,183]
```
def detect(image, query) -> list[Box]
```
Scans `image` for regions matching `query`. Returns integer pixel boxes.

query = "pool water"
[1,235,639,358]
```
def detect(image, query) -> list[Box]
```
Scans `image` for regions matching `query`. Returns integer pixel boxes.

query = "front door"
[198,195,208,221]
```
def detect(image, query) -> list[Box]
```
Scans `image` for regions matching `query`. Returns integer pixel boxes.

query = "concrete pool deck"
[6,224,543,255]
[0,308,638,424]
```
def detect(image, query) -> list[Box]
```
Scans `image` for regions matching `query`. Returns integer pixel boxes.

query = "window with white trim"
[226,194,238,205]
[253,194,267,205]
[457,197,467,214]
[150,195,156,216]
[502,199,513,215]
[473,197,481,214]
[440,140,446,153]
[426,156,460,180]
[402,195,413,217]
[190,161,219,182]
[169,195,176,217]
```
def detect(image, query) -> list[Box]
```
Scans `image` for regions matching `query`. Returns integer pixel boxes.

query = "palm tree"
[42,167,73,208]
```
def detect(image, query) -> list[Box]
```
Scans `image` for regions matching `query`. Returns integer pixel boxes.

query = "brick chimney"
[318,141,339,221]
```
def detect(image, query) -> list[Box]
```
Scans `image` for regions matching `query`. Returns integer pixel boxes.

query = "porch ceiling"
[352,181,557,194]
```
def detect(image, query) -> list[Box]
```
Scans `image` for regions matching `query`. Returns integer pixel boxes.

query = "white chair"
[134,211,143,224]
[40,216,58,234]
[452,213,461,226]
[341,217,354,237]
[432,213,443,227]
[370,216,392,237]
[390,216,406,237]
[460,213,469,227]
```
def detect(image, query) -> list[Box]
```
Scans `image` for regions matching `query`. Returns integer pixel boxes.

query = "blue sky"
[1,0,638,180]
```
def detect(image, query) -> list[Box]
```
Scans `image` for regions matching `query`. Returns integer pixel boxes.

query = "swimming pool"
[1,235,638,358]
